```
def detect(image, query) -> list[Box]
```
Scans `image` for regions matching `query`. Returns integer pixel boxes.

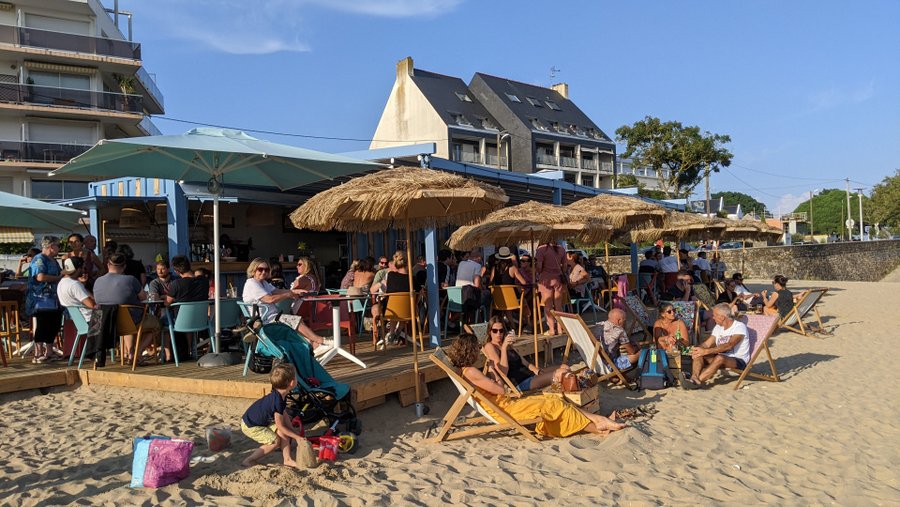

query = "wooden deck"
[0,334,569,411]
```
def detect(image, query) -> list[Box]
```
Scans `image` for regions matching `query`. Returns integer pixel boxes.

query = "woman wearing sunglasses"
[482,316,568,392]
[653,301,690,352]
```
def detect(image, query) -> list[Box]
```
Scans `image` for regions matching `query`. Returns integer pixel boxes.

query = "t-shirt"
[385,270,410,293]
[774,288,794,318]
[455,259,481,287]
[598,320,636,360]
[243,278,278,323]
[242,390,287,427]
[664,284,693,301]
[659,256,679,273]
[372,268,390,288]
[536,244,565,279]
[168,276,209,303]
[93,272,143,322]
[693,257,711,272]
[148,277,170,300]
[712,320,750,363]
[638,259,659,273]
[57,277,92,322]
[25,253,61,316]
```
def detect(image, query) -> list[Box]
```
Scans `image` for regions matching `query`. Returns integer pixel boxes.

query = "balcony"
[0,24,141,60]
[536,153,557,166]
[559,155,579,168]
[485,153,508,169]
[135,66,164,113]
[139,116,162,136]
[581,158,598,170]
[0,139,92,165]
[454,151,483,164]
[0,82,143,114]
[600,162,614,174]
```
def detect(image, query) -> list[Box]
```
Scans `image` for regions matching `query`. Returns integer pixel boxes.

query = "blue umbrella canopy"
[0,189,85,231]
[50,127,380,189]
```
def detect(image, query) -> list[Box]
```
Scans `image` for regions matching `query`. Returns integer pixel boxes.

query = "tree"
[615,174,668,200]
[711,191,767,216]
[868,170,899,229]
[616,116,733,199]
[792,188,871,237]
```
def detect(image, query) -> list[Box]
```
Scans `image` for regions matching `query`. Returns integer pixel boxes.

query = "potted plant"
[114,73,137,111]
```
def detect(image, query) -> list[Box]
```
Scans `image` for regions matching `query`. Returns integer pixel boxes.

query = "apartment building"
[371,57,617,188]
[0,0,163,200]
[615,157,671,192]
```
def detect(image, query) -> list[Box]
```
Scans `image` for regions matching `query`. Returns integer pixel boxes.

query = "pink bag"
[131,436,194,488]
[612,275,629,312]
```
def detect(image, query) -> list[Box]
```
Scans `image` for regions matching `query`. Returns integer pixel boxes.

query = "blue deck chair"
[166,301,211,362]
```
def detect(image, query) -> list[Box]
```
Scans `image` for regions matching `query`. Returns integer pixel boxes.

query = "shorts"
[730,357,747,370]
[515,376,533,392]
[241,420,278,445]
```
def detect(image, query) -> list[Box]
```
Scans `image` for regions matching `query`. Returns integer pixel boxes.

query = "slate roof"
[471,72,614,144]
[410,69,502,132]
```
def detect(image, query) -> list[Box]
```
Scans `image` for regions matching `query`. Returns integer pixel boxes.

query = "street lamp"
[496,130,510,170]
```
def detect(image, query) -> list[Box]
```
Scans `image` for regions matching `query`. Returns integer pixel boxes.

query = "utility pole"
[704,164,711,216]
[809,190,814,238]
[855,188,864,241]
[845,178,853,240]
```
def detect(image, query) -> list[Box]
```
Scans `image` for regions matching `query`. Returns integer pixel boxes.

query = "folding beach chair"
[670,301,699,344]
[728,314,780,390]
[778,288,829,337]
[426,347,539,444]
[553,310,631,388]
[622,295,654,342]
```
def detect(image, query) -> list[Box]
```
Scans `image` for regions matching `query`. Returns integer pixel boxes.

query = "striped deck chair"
[778,288,829,337]
[553,310,631,388]
[670,301,699,344]
[622,294,654,341]
[729,314,780,390]
[426,347,539,443]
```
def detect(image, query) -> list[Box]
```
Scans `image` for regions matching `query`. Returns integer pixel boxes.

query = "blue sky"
[120,0,899,214]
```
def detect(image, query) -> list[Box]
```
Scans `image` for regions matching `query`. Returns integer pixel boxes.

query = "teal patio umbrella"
[51,127,381,365]
[0,189,85,231]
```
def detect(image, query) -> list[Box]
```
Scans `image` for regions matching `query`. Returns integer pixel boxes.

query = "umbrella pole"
[405,217,422,407]
[198,188,238,367]
[604,241,610,276]
[531,231,539,365]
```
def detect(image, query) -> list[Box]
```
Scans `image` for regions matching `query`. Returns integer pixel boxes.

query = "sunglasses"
[520,259,531,263]
[256,267,270,273]
[490,328,505,334]
[379,261,388,265]
[663,309,675,314]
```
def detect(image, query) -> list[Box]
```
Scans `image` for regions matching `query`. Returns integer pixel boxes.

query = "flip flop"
[679,372,701,390]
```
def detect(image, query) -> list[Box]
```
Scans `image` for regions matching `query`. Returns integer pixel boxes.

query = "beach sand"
[1,280,898,505]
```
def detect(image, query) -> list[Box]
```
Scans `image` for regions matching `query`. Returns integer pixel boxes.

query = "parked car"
[718,242,743,249]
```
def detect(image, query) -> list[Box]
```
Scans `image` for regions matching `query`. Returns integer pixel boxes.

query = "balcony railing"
[139,116,163,137]
[485,153,508,168]
[0,82,143,113]
[600,162,614,174]
[536,153,557,166]
[559,155,579,168]
[135,66,164,111]
[0,23,141,60]
[0,139,92,164]
[454,151,483,164]
[580,158,598,170]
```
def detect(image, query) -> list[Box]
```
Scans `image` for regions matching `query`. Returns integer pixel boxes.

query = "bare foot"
[241,458,258,468]
[590,413,626,431]
[284,459,299,468]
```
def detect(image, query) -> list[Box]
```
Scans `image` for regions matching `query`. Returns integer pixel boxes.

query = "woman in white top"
[566,251,590,299]
[57,257,96,323]
[242,258,329,349]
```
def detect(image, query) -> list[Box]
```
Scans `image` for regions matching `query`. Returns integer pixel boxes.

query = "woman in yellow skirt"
[445,334,625,438]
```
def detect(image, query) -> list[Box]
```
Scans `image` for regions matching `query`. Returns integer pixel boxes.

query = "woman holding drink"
[481,316,569,392]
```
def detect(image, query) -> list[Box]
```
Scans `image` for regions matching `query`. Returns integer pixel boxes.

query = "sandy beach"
[2,279,898,506]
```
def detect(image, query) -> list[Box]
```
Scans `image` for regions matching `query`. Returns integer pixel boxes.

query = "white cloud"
[776,192,806,216]
[807,80,875,113]
[140,0,462,55]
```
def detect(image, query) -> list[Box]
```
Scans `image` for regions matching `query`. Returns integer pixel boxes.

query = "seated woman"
[351,257,376,291]
[491,248,530,328]
[716,279,746,312]
[653,301,691,353]
[566,251,591,300]
[242,258,329,349]
[482,316,567,392]
[762,275,794,319]
[370,253,411,347]
[339,259,359,290]
[446,333,625,438]
[290,256,321,295]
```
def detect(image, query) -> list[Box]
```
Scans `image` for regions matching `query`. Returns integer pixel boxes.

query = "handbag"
[249,351,274,374]
[561,371,579,393]
[34,290,59,313]
[131,436,194,488]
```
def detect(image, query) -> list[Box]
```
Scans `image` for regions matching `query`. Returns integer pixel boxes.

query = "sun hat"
[496,246,514,260]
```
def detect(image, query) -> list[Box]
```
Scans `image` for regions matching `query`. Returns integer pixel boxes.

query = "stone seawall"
[603,240,900,282]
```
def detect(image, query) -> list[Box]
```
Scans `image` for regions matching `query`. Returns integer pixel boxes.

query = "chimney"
[551,82,569,99]
[397,56,414,80]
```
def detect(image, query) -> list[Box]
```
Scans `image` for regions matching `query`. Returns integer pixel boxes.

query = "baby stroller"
[246,319,362,450]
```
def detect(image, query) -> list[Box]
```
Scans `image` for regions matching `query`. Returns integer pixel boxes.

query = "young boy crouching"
[241,363,306,468]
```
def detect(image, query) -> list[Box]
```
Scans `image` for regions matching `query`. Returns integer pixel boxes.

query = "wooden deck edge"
[79,369,271,399]
[0,370,72,394]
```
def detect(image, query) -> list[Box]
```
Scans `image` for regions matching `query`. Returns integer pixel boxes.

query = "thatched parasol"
[629,211,727,244]
[290,167,507,233]
[448,201,613,361]
[290,166,508,408]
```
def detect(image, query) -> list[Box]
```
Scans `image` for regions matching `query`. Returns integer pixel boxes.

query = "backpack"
[636,347,676,390]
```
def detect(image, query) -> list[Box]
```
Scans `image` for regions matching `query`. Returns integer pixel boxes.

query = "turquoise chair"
[237,301,255,319]
[67,306,93,369]
[166,301,211,361]
[443,287,468,340]
[213,299,242,335]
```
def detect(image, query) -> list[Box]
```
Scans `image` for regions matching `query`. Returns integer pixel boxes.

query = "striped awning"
[0,227,34,243]
[24,60,97,75]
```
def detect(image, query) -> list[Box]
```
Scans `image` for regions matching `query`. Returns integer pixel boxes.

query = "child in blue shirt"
[241,363,306,467]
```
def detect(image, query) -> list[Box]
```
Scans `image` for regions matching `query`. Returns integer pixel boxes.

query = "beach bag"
[249,350,274,374]
[636,348,674,390]
[561,371,579,393]
[33,290,59,313]
[131,436,193,488]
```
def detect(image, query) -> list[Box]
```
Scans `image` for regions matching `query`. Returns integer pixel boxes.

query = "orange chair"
[117,304,147,371]
[379,292,424,350]
[490,285,526,336]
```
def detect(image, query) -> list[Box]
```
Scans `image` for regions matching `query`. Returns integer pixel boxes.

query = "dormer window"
[572,125,587,137]
[449,111,471,126]
[545,100,561,111]
[530,118,547,131]
[481,117,498,131]
[506,93,521,103]
[526,97,543,107]
[553,122,568,133]
[455,92,472,102]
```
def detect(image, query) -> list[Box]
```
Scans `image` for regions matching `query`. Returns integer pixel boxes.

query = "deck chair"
[729,314,780,390]
[712,280,726,300]
[426,347,539,444]
[778,288,829,337]
[622,295,654,341]
[553,310,631,387]
[670,301,699,344]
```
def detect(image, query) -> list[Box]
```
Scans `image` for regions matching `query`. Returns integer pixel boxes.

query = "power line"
[730,162,845,183]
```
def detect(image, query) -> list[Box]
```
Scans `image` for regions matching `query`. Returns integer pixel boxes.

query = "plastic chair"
[117,304,147,371]
[381,292,423,349]
[567,287,599,325]
[214,299,243,333]
[66,306,92,369]
[166,301,211,362]
[442,287,465,340]
[490,285,526,336]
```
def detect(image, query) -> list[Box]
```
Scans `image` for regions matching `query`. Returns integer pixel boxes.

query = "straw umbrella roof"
[629,211,727,243]
[289,166,508,232]
[567,193,669,230]
[447,201,613,251]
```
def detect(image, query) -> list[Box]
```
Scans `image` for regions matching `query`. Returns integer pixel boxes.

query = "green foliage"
[616,174,640,188]
[868,170,899,228]
[716,210,729,218]
[792,189,870,237]
[616,116,733,199]
[711,191,766,216]
[615,173,669,201]
[0,242,35,255]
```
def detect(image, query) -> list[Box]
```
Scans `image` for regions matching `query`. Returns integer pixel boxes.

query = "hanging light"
[154,203,168,225]
[119,207,150,229]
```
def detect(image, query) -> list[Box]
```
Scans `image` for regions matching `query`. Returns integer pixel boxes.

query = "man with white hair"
[594,308,640,368]
[684,303,750,388]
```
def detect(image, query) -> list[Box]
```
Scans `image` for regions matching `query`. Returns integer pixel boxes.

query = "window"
[455,92,472,102]
[526,97,543,107]
[29,71,90,90]
[505,93,521,103]
[545,100,561,111]
[449,112,471,126]
[530,118,547,131]
[31,179,88,200]
[480,117,498,130]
